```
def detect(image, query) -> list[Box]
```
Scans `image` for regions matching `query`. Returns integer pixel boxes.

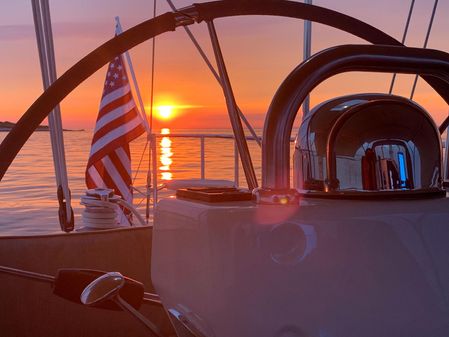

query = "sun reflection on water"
[159,128,173,180]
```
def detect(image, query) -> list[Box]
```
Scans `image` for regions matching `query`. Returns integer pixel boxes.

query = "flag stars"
[102,57,129,92]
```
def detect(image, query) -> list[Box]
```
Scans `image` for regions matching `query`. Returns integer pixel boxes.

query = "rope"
[80,195,122,229]
[116,199,147,227]
[80,189,146,229]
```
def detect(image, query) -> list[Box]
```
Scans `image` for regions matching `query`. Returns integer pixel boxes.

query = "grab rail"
[146,132,295,206]
[262,44,449,191]
[152,133,261,188]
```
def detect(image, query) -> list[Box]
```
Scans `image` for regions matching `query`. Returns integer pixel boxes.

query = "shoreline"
[0,129,84,132]
[0,122,84,132]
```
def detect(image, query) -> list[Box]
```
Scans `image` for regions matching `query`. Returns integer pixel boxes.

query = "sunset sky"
[1,0,448,130]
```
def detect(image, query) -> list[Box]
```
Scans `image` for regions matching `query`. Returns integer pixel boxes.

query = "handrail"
[262,44,449,190]
[154,133,262,140]
[152,133,263,188]
[148,133,293,201]
[0,265,161,306]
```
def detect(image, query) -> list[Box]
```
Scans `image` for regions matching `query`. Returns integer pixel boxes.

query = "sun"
[156,105,174,120]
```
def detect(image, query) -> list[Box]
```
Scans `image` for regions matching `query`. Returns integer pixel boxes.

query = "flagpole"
[114,17,150,133]
[115,17,154,223]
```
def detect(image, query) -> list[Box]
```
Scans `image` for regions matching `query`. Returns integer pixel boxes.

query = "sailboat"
[1,1,449,336]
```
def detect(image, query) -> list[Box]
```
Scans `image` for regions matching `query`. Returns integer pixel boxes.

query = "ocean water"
[0,129,263,236]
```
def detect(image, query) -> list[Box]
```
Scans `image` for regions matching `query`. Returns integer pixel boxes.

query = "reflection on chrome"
[159,128,173,181]
[293,94,442,193]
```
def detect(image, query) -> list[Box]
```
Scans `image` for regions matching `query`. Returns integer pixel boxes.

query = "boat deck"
[0,225,175,337]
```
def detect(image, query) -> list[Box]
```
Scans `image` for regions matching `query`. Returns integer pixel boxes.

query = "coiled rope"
[80,189,146,229]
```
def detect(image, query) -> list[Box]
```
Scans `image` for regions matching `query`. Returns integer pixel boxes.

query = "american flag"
[85,54,146,218]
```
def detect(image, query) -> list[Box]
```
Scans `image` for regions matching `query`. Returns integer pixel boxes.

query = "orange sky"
[1,0,448,131]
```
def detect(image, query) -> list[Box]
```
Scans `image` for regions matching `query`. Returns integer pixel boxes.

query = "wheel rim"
[1,0,446,180]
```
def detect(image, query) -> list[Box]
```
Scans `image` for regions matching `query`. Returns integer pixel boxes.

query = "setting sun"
[156,105,174,120]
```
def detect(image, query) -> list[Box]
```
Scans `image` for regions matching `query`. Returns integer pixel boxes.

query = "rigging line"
[132,141,148,185]
[207,21,258,190]
[31,0,61,182]
[164,0,261,147]
[410,0,439,100]
[147,0,158,222]
[115,18,150,134]
[137,197,146,207]
[114,17,152,222]
[41,0,72,221]
[32,0,72,224]
[389,0,415,94]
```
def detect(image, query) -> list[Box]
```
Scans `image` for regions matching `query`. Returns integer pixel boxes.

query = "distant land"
[0,121,84,132]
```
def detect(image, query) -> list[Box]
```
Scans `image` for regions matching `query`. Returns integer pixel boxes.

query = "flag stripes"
[85,54,145,222]
[99,83,132,110]
[94,98,136,132]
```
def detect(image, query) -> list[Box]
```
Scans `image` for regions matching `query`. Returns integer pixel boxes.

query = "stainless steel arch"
[324,99,441,192]
[262,44,449,190]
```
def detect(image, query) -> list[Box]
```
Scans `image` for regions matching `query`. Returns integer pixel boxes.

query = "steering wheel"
[1,0,448,181]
